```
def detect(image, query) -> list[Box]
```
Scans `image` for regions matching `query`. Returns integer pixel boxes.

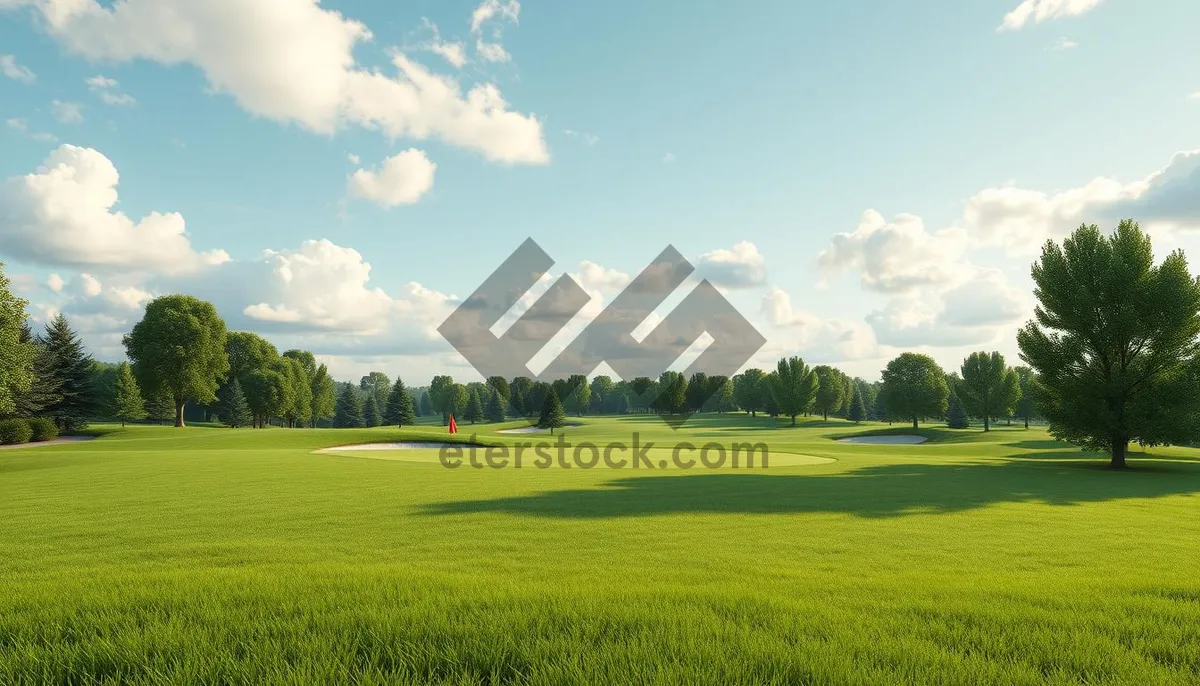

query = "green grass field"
[3,415,1200,685]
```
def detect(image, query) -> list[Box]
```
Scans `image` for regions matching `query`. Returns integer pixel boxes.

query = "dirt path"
[0,436,97,450]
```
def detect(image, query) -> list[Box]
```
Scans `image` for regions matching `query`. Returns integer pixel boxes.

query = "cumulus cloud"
[1000,0,1103,30]
[348,149,437,207]
[414,18,468,69]
[86,75,136,106]
[761,287,881,362]
[51,100,83,124]
[0,144,230,273]
[694,241,767,289]
[470,0,519,63]
[818,210,970,293]
[12,0,548,164]
[571,261,631,293]
[0,54,35,82]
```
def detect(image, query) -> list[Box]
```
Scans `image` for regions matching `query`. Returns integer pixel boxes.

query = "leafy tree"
[227,332,278,379]
[959,352,1021,431]
[733,369,766,416]
[1018,220,1200,468]
[769,357,819,426]
[706,376,734,412]
[878,353,949,430]
[485,376,510,411]
[279,356,312,428]
[616,393,631,414]
[0,264,35,417]
[813,365,848,421]
[429,375,454,424]
[218,378,252,428]
[112,362,147,427]
[628,377,655,412]
[946,392,970,429]
[685,372,709,413]
[565,374,591,415]
[123,295,229,427]
[762,374,781,417]
[360,372,391,415]
[385,378,416,427]
[654,371,688,415]
[418,391,432,417]
[590,376,614,413]
[12,322,61,418]
[465,389,484,424]
[363,393,382,427]
[334,385,365,428]
[1013,366,1036,429]
[309,363,336,427]
[509,376,532,416]
[538,388,567,433]
[486,388,505,423]
[525,382,550,418]
[847,387,867,423]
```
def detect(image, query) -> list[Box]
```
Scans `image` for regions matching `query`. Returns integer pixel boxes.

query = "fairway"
[3,415,1200,684]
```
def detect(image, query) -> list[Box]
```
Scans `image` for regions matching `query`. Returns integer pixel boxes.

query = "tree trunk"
[822,411,828,421]
[791,415,797,427]
[1111,438,1127,469]
[174,398,185,428]
[983,415,990,432]
[1024,416,1029,429]
[911,416,918,430]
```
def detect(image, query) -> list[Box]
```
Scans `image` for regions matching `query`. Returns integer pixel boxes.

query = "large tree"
[429,375,454,424]
[123,295,229,427]
[310,363,336,427]
[0,263,35,416]
[538,387,567,434]
[334,385,365,428]
[733,368,766,416]
[385,378,416,427]
[13,322,60,418]
[112,362,147,427]
[769,357,819,426]
[653,371,687,415]
[465,389,484,424]
[509,376,533,417]
[360,372,391,414]
[958,351,1021,432]
[812,365,848,421]
[878,353,949,430]
[1018,221,1200,468]
[363,393,382,428]
[590,375,614,414]
[847,387,867,423]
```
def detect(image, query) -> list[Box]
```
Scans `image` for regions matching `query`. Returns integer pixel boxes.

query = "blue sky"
[2,0,1200,383]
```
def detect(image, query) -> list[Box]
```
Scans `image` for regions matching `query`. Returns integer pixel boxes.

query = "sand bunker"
[315,442,473,453]
[836,435,927,445]
[497,423,583,434]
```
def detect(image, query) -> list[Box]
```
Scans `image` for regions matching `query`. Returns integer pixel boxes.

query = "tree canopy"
[878,353,949,430]
[958,351,1021,432]
[769,357,819,426]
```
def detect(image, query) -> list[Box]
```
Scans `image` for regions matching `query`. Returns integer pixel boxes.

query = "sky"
[2,0,1200,385]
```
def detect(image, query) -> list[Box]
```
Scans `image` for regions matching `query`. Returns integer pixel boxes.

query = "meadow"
[2,414,1200,685]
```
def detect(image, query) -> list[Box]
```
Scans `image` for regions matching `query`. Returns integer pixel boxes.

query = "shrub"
[28,418,58,442]
[0,419,33,445]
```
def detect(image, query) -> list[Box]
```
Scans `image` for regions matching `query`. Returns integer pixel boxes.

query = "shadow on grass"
[420,459,1200,519]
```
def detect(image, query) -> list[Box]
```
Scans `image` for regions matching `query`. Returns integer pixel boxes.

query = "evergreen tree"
[112,362,147,427]
[41,314,95,432]
[334,385,365,428]
[218,377,253,428]
[384,378,416,427]
[947,393,970,429]
[466,389,484,424]
[146,384,175,425]
[485,388,505,423]
[847,387,867,423]
[13,322,62,418]
[538,388,567,433]
[363,393,382,427]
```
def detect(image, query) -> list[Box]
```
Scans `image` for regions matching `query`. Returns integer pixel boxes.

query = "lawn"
[2,415,1199,684]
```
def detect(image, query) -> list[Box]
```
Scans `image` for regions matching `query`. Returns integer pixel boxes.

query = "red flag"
[448,414,458,434]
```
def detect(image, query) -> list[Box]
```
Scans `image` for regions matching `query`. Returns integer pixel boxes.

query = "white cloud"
[695,241,767,289]
[1053,37,1079,50]
[348,149,437,207]
[86,75,136,106]
[470,0,519,63]
[0,144,230,273]
[761,287,881,361]
[16,0,548,164]
[662,152,676,164]
[47,273,64,294]
[817,210,970,293]
[0,54,35,82]
[1000,0,1103,30]
[5,118,57,142]
[564,129,599,146]
[51,100,83,124]
[6,118,27,133]
[431,40,468,68]
[1189,91,1200,102]
[474,40,511,64]
[571,261,631,293]
[347,153,360,164]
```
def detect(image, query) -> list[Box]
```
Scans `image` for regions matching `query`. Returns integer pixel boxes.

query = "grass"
[2,414,1200,684]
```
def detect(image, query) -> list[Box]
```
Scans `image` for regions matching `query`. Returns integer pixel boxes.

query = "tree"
[112,362,148,427]
[385,378,416,427]
[360,372,391,415]
[538,388,567,433]
[706,376,734,412]
[959,352,1021,432]
[769,357,819,426]
[485,376,510,411]
[525,382,550,418]
[1018,220,1200,468]
[685,372,709,413]
[363,393,382,427]
[628,377,655,412]
[1013,366,1036,429]
[0,263,35,417]
[123,295,229,427]
[509,376,532,416]
[654,371,687,415]
[564,374,591,416]
[218,378,252,428]
[733,369,766,416]
[310,363,336,427]
[847,387,867,423]
[465,388,484,424]
[946,392,969,429]
[418,391,432,417]
[429,375,454,425]
[878,353,949,430]
[485,388,505,423]
[813,365,848,421]
[447,384,469,420]
[590,376,614,414]
[12,322,61,418]
[145,384,175,426]
[334,385,365,428]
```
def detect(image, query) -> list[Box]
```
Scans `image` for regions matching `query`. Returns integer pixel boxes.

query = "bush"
[0,419,33,445]
[28,418,58,442]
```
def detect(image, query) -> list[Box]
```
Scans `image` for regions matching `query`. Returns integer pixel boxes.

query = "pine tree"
[363,393,382,427]
[947,393,969,429]
[847,387,867,423]
[42,314,95,433]
[465,389,484,424]
[112,362,147,427]
[146,385,175,426]
[485,388,505,423]
[334,385,365,428]
[538,388,567,433]
[384,378,416,427]
[218,377,253,428]
[13,322,62,418]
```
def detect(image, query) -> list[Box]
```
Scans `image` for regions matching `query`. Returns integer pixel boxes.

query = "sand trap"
[0,436,96,450]
[315,441,473,453]
[497,423,583,434]
[837,435,927,445]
